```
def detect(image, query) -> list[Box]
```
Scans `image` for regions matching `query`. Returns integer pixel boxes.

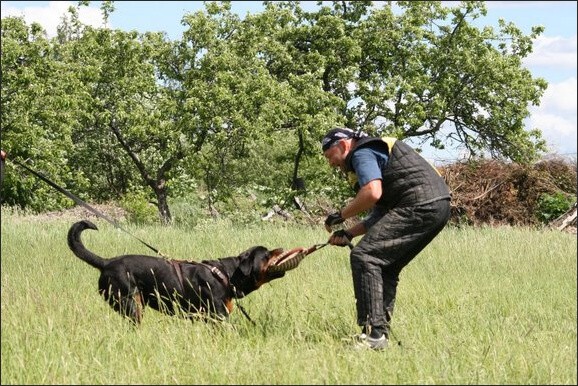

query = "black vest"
[344,137,451,210]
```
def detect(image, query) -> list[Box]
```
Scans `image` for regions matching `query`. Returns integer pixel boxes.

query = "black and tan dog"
[67,220,302,324]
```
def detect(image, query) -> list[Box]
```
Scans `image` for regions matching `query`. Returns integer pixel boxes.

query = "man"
[321,127,451,350]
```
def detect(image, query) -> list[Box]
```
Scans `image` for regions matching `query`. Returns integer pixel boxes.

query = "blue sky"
[2,1,576,161]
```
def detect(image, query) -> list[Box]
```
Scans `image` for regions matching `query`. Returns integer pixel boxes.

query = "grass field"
[1,210,576,384]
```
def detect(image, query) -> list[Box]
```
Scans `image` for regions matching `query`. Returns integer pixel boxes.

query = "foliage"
[0,16,82,211]
[169,194,208,228]
[1,1,553,222]
[536,192,576,223]
[118,189,159,225]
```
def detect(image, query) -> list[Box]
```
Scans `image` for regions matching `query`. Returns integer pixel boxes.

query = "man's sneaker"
[353,333,388,350]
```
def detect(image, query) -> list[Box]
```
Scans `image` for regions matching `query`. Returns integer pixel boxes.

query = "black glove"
[325,211,345,228]
[331,229,353,247]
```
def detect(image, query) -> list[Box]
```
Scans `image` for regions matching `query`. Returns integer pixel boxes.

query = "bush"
[536,192,576,223]
[119,191,159,225]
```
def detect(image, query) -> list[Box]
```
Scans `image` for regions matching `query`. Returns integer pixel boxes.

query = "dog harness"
[169,260,231,294]
[169,260,186,291]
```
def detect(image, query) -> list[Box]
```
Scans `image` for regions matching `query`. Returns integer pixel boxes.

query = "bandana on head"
[321,128,356,152]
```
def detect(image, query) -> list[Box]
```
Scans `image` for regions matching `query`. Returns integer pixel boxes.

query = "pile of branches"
[439,157,577,228]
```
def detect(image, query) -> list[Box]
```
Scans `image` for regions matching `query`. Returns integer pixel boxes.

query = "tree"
[1,16,81,211]
[177,2,296,215]
[352,1,548,162]
[242,0,549,203]
[1,1,551,219]
[62,1,297,223]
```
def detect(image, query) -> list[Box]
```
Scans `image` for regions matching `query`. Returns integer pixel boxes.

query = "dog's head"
[231,246,289,298]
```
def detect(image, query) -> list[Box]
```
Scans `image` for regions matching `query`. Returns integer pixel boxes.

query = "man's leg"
[350,200,451,349]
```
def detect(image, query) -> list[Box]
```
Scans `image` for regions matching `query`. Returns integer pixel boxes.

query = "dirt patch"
[23,204,128,223]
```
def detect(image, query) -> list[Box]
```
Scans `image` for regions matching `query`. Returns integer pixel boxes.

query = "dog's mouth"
[267,247,308,274]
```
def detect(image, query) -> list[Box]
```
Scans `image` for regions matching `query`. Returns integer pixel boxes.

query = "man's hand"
[324,211,345,232]
[329,229,353,248]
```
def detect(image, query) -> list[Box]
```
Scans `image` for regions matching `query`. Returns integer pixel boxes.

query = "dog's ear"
[238,246,268,276]
[269,248,284,256]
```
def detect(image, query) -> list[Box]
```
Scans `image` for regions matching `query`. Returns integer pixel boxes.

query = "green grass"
[1,211,576,384]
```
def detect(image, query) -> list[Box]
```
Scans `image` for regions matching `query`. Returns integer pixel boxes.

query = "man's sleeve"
[351,148,383,187]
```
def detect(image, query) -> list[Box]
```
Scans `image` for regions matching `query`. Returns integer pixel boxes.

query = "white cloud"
[530,112,577,155]
[524,35,578,69]
[540,77,577,112]
[529,77,577,155]
[1,1,105,38]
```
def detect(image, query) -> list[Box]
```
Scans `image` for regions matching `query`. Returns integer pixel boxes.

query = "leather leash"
[12,158,166,257]
[303,240,353,256]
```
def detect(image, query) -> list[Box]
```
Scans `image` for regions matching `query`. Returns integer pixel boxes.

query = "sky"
[2,1,576,162]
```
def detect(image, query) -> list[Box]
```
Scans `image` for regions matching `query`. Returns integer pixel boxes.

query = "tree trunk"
[291,128,306,192]
[154,186,172,225]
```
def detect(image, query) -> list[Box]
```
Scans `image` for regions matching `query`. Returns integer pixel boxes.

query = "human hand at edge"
[324,211,344,232]
[328,229,353,248]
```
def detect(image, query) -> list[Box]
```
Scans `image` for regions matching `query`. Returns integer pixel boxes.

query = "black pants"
[350,199,451,333]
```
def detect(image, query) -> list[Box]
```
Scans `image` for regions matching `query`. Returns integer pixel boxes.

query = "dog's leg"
[107,288,143,325]
[99,275,143,325]
[224,299,234,315]
[119,290,144,325]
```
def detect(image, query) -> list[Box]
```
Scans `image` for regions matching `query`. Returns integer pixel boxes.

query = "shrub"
[119,191,159,225]
[536,192,576,223]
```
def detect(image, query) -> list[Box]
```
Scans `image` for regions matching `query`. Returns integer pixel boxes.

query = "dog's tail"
[67,220,108,270]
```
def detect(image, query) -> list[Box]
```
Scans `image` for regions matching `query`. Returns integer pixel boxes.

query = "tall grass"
[1,211,576,384]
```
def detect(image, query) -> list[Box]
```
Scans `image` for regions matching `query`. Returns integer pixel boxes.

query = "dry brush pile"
[439,157,577,229]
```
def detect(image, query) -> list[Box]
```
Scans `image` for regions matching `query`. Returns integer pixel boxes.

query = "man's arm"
[340,178,382,219]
